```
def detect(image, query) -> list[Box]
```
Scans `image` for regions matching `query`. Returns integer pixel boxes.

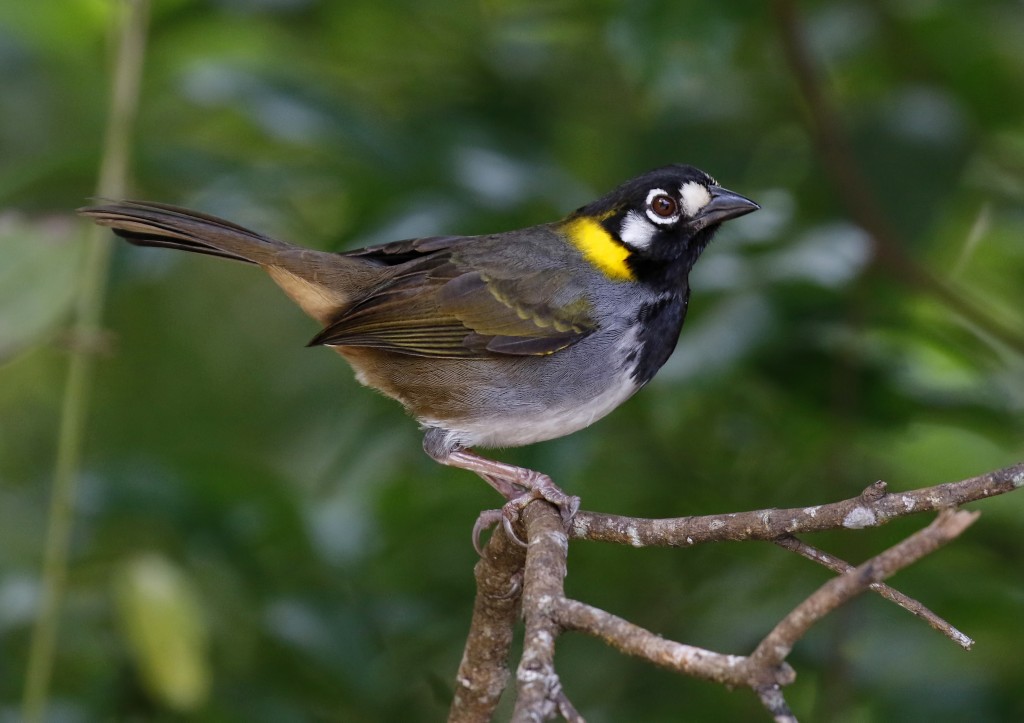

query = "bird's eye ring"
[650,194,678,219]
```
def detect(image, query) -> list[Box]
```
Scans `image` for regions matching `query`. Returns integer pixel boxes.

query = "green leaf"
[112,553,210,713]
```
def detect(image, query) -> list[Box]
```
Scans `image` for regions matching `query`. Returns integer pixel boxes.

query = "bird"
[80,164,758,548]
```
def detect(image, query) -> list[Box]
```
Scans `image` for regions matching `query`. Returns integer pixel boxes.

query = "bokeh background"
[2,0,1024,720]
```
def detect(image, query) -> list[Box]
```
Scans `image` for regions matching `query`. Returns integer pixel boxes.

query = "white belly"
[429,373,640,449]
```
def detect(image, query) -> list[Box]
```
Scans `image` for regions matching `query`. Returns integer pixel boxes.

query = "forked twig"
[773,535,973,649]
[747,510,977,673]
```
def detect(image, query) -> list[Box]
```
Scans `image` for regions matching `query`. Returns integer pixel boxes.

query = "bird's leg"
[424,439,580,551]
[446,449,581,551]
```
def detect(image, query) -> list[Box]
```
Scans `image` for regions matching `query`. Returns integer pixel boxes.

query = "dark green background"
[2,0,1023,720]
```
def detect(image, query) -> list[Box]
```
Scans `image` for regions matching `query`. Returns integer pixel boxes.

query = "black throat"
[630,286,690,386]
[621,223,719,384]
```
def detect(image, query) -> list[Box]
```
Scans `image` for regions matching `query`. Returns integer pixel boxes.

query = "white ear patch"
[679,181,712,217]
[620,209,656,249]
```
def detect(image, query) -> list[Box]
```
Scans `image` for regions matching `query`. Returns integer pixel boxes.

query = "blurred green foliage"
[2,0,1024,720]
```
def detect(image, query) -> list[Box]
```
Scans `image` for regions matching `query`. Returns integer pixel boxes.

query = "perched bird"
[80,164,757,547]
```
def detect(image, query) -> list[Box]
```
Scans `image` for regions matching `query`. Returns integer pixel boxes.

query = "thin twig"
[746,510,978,673]
[22,3,150,721]
[773,535,973,649]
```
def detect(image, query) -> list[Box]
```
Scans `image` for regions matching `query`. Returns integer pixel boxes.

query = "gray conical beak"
[691,185,759,231]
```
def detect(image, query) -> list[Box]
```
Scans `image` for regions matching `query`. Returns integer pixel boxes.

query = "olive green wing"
[309,234,597,357]
[436,268,595,355]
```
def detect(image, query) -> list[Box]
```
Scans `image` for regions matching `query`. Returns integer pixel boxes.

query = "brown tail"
[79,200,374,324]
[78,200,294,265]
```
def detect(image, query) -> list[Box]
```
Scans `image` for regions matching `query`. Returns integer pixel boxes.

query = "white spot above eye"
[619,209,656,249]
[679,181,712,217]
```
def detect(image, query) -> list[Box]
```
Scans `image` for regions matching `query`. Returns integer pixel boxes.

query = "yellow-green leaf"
[112,553,210,712]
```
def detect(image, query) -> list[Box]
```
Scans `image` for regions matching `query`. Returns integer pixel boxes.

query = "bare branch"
[746,510,978,673]
[512,502,574,722]
[452,461,1018,721]
[449,527,527,723]
[571,462,1023,547]
[555,598,793,688]
[773,535,973,649]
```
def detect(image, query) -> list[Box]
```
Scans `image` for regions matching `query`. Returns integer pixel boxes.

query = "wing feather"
[311,232,597,357]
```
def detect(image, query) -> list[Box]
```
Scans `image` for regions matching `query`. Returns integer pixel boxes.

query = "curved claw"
[554,494,581,529]
[472,487,579,554]
[472,509,504,555]
[501,508,528,548]
[471,506,528,553]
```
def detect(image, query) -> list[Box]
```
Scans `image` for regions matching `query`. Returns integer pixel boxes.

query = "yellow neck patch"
[562,215,635,282]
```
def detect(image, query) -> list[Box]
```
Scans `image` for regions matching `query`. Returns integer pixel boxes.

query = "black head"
[566,164,758,287]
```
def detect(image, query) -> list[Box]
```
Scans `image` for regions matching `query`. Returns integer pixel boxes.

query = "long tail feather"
[78,200,291,265]
[79,200,379,324]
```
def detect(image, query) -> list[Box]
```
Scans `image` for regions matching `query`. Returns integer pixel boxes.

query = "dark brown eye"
[650,194,678,218]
